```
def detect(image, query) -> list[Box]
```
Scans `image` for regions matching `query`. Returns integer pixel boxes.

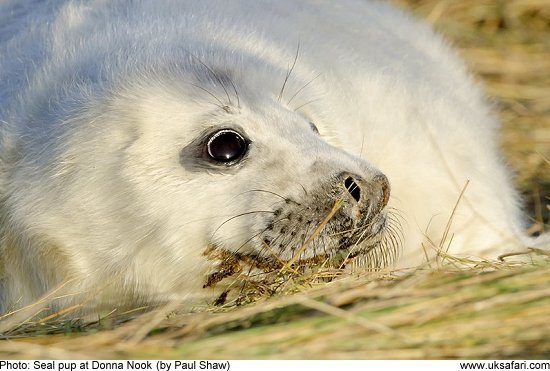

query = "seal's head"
[108,55,398,288]
[1,51,399,311]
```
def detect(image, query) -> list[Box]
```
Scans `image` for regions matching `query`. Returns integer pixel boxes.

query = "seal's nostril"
[344,176,361,203]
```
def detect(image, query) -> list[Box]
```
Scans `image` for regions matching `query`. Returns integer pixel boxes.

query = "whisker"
[359,134,366,159]
[298,182,308,196]
[236,189,299,204]
[387,207,406,224]
[227,75,240,108]
[188,53,233,106]
[189,83,225,109]
[338,221,374,269]
[293,98,321,111]
[287,72,322,106]
[222,214,292,259]
[278,40,300,102]
[210,210,275,240]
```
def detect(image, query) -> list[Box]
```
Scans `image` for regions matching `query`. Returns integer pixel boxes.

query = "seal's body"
[0,0,536,315]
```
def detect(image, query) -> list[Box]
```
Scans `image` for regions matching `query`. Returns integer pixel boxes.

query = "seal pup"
[0,0,544,316]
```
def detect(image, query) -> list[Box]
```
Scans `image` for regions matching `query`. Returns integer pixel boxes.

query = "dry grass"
[1,256,549,359]
[1,0,549,360]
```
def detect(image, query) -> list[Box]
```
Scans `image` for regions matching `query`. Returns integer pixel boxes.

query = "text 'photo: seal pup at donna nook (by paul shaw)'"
[0,0,548,318]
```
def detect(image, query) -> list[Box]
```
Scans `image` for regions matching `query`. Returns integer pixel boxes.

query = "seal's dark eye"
[206,129,248,163]
[309,122,319,134]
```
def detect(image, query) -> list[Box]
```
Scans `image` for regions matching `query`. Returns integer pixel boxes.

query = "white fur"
[0,0,543,315]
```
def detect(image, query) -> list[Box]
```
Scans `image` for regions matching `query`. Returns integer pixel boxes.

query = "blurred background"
[391,0,550,231]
